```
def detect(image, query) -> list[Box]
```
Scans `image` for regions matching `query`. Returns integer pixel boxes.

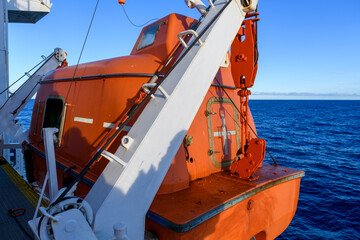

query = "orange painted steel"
[29,14,196,195]
[230,138,266,179]
[27,11,304,239]
[147,164,304,240]
[131,14,197,65]
[231,18,259,89]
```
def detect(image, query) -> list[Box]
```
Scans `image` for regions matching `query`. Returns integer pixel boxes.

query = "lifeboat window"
[137,23,159,50]
[42,97,64,136]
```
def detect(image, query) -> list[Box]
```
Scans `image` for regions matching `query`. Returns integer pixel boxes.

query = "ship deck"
[0,160,46,239]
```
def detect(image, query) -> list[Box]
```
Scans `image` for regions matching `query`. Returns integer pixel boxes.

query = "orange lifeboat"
[27,12,304,239]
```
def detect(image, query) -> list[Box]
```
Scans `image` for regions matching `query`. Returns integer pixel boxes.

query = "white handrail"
[178,30,204,49]
[142,83,169,99]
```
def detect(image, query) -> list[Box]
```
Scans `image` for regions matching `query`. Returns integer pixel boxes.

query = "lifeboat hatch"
[206,97,240,168]
[41,95,66,145]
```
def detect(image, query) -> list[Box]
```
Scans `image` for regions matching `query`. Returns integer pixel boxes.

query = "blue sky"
[7,0,360,99]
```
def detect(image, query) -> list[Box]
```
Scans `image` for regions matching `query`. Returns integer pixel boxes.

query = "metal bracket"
[142,83,169,99]
[54,48,67,62]
[205,110,217,117]
[229,138,266,179]
[39,207,60,222]
[178,30,204,49]
[121,135,134,150]
[101,150,127,167]
[207,0,214,8]
[185,0,214,14]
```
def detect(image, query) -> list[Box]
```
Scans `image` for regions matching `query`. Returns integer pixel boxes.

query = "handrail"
[178,30,204,49]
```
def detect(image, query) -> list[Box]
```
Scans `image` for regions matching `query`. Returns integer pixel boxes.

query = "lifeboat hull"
[147,163,304,240]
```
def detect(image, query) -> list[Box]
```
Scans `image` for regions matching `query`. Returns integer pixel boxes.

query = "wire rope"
[0,52,56,112]
[63,0,101,104]
[0,55,49,97]
[121,4,158,28]
[214,78,278,165]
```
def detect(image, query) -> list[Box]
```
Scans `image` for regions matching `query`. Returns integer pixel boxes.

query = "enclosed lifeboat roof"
[42,55,161,82]
[42,13,197,82]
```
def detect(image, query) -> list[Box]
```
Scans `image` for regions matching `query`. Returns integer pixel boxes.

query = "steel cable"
[121,4,158,28]
[214,78,278,165]
[63,0,101,104]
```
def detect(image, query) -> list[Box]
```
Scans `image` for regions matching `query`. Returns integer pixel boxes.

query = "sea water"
[16,99,360,239]
[250,100,360,240]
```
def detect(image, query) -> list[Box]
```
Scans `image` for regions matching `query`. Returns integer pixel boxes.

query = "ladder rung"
[101,150,127,167]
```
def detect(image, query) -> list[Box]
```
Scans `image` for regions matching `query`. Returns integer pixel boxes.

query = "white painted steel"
[207,0,215,8]
[142,83,169,99]
[0,0,9,106]
[1,0,53,105]
[51,209,97,240]
[214,130,236,137]
[33,196,95,239]
[0,0,53,179]
[185,0,207,15]
[33,172,49,220]
[6,0,51,13]
[85,0,254,239]
[178,29,204,49]
[40,207,60,222]
[121,135,134,150]
[43,128,59,201]
[101,150,127,167]
[0,49,65,143]
[113,223,128,240]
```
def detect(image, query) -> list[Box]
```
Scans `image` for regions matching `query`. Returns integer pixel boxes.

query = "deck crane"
[29,0,259,239]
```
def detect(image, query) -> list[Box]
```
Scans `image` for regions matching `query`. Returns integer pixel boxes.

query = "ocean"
[250,100,360,240]
[16,99,360,239]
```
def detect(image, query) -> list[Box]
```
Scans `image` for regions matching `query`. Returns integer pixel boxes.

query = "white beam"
[43,128,59,202]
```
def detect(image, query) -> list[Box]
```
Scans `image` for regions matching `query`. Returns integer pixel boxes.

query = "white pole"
[33,172,49,220]
[0,0,9,106]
